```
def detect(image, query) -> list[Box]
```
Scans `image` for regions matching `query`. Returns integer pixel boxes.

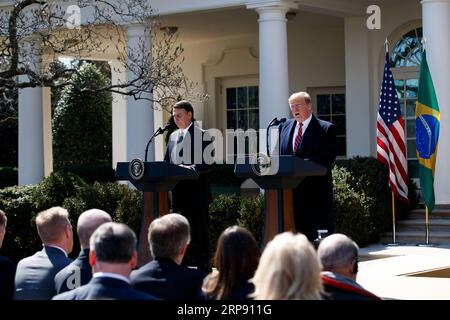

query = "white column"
[247,1,297,135]
[110,60,128,168]
[18,41,44,185]
[344,17,372,157]
[126,24,154,161]
[422,0,450,205]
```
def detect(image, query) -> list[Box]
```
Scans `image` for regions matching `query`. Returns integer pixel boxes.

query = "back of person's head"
[90,222,137,263]
[251,232,323,300]
[0,209,6,248]
[77,209,112,249]
[36,207,72,246]
[203,226,260,300]
[148,213,190,260]
[317,233,359,273]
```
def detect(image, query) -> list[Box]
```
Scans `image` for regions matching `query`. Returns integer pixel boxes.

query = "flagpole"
[425,206,429,244]
[387,191,398,246]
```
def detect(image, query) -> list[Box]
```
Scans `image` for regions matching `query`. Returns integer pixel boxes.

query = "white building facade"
[7,0,450,205]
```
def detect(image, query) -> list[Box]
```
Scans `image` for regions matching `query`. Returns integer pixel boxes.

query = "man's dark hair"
[173,100,194,117]
[90,222,136,263]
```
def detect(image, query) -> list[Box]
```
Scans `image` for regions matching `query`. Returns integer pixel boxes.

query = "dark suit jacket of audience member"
[52,276,158,300]
[130,257,206,300]
[55,248,91,294]
[0,255,16,300]
[279,116,337,241]
[14,246,72,300]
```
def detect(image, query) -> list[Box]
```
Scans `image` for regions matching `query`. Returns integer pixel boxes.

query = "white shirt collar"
[180,122,193,136]
[93,272,130,284]
[297,113,312,130]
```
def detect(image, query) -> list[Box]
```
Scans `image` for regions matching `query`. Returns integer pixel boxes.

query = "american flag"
[377,51,409,202]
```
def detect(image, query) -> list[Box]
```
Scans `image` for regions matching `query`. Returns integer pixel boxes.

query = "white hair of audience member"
[251,232,323,300]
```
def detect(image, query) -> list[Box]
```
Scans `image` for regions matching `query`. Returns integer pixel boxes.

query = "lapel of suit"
[281,120,296,154]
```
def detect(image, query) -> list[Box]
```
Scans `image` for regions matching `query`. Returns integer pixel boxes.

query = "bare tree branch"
[0,0,205,116]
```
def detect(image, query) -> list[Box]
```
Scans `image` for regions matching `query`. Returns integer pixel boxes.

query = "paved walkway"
[357,243,450,300]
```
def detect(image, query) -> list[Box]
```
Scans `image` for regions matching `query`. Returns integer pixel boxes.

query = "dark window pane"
[332,115,346,136]
[407,139,417,158]
[319,115,331,122]
[227,111,237,130]
[405,79,418,98]
[395,79,404,99]
[406,119,416,138]
[226,88,236,110]
[249,86,259,108]
[337,136,346,157]
[249,109,259,130]
[332,94,345,114]
[238,87,247,109]
[406,99,416,118]
[317,94,330,114]
[238,109,248,130]
[408,159,419,178]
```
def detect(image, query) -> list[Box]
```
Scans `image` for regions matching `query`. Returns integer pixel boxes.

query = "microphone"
[144,122,173,161]
[266,118,286,156]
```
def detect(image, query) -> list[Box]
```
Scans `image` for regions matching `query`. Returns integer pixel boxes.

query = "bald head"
[77,209,112,249]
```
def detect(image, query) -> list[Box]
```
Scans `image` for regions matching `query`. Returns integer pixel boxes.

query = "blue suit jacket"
[54,249,92,294]
[0,255,16,300]
[279,116,337,240]
[52,276,158,300]
[130,257,205,300]
[14,246,72,300]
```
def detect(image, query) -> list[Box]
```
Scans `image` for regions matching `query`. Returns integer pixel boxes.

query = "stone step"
[397,219,450,231]
[409,208,450,219]
[380,230,450,245]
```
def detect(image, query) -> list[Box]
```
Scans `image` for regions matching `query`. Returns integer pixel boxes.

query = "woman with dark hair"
[202,226,260,300]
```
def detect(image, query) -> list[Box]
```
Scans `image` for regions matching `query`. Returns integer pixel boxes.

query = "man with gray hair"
[131,213,205,299]
[317,233,380,300]
[55,209,112,294]
[14,207,73,300]
[53,222,157,300]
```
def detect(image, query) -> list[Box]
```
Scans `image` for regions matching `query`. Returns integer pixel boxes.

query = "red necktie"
[293,122,303,154]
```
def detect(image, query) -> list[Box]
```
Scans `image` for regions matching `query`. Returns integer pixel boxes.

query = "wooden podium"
[116,160,199,266]
[234,155,326,246]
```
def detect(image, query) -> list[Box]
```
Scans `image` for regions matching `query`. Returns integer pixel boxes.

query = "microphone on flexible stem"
[266,117,286,156]
[144,122,173,162]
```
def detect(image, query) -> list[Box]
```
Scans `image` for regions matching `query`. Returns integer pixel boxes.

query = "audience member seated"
[131,213,205,300]
[53,222,157,300]
[202,226,259,300]
[251,232,323,300]
[14,207,73,300]
[0,209,16,300]
[317,233,381,300]
[55,209,112,294]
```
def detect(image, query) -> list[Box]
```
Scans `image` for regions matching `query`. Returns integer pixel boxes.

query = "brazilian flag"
[416,50,440,213]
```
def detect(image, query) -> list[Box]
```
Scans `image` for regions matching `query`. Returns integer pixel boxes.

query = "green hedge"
[0,167,18,189]
[0,172,141,263]
[0,117,18,167]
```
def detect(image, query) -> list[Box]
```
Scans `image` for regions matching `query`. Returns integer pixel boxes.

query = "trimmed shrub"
[0,117,18,167]
[52,63,112,171]
[237,194,264,244]
[0,167,18,188]
[333,166,377,246]
[55,163,116,183]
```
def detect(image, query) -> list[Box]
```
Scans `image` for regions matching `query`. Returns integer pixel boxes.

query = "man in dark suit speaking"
[164,100,212,272]
[279,91,337,241]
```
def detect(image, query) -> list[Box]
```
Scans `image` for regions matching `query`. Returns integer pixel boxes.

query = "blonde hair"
[36,207,70,243]
[251,232,323,300]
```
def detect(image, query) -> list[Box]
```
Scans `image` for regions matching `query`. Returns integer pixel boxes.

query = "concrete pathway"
[357,243,450,300]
